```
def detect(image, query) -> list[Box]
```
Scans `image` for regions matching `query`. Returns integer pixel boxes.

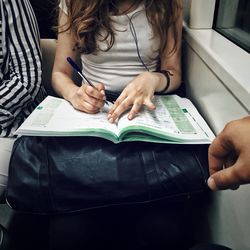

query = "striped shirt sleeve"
[0,0,44,137]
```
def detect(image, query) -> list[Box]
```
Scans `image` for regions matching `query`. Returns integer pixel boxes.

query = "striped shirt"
[0,0,45,137]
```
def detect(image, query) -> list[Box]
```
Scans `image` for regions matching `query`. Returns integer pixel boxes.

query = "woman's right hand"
[68,83,106,113]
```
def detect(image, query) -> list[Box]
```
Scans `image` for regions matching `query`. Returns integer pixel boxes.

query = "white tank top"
[60,1,160,92]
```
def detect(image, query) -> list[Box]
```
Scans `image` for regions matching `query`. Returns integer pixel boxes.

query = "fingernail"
[101,90,105,96]
[207,177,218,191]
[128,114,132,120]
[107,114,111,119]
[109,118,114,123]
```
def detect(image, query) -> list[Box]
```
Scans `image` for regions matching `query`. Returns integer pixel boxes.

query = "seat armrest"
[40,39,82,96]
[41,39,57,96]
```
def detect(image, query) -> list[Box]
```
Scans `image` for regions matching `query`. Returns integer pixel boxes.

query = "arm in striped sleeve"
[0,0,42,131]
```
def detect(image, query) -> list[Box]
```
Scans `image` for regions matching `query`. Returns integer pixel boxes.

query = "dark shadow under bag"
[6,136,209,214]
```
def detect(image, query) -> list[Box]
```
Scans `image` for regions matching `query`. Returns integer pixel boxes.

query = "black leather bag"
[6,136,209,214]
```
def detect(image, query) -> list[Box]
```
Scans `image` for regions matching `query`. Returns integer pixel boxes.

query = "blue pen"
[66,57,109,105]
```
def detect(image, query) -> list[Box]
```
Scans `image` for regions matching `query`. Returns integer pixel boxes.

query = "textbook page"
[16,96,118,139]
[117,95,215,144]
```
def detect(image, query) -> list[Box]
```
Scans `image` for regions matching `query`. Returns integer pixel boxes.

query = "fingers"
[208,135,232,176]
[143,98,156,111]
[108,93,131,123]
[85,84,106,101]
[108,95,155,123]
[70,84,105,113]
[208,134,239,191]
[207,162,242,191]
[94,83,107,100]
[128,99,156,120]
[207,116,250,191]
[128,102,142,120]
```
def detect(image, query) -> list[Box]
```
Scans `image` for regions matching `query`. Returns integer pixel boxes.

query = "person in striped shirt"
[0,0,45,198]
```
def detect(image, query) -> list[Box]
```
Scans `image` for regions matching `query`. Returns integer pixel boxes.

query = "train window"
[214,0,250,53]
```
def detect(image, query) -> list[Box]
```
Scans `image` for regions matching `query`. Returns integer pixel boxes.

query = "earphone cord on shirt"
[126,12,150,72]
[127,14,172,94]
[109,1,150,71]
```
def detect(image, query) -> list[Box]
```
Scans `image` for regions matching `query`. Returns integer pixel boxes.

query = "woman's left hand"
[108,72,161,123]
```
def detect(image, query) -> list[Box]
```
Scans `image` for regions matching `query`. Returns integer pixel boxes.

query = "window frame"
[213,0,250,53]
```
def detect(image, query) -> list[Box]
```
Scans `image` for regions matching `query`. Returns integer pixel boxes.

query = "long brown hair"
[57,0,183,55]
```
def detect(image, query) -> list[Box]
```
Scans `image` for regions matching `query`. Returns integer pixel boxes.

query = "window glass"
[214,0,250,53]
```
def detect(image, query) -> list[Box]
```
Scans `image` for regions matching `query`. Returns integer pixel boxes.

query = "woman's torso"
[60,1,161,92]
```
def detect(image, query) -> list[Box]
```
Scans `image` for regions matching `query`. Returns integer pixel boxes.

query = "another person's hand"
[107,72,163,123]
[68,83,106,113]
[208,116,250,191]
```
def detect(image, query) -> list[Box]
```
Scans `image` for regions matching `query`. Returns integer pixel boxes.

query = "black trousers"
[7,197,204,250]
[49,199,196,250]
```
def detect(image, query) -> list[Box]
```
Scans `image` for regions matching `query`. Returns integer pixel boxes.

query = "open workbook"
[15,95,215,144]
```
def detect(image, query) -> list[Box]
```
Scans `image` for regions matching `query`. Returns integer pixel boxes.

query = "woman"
[50,2,184,249]
[52,0,183,122]
[0,0,45,198]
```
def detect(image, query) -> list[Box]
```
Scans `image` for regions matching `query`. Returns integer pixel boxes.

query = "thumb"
[95,83,106,98]
[95,83,105,91]
[207,165,240,191]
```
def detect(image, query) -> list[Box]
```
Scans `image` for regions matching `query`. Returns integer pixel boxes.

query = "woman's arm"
[52,11,106,114]
[159,5,183,93]
[51,11,79,100]
[0,0,43,136]
[108,7,183,123]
